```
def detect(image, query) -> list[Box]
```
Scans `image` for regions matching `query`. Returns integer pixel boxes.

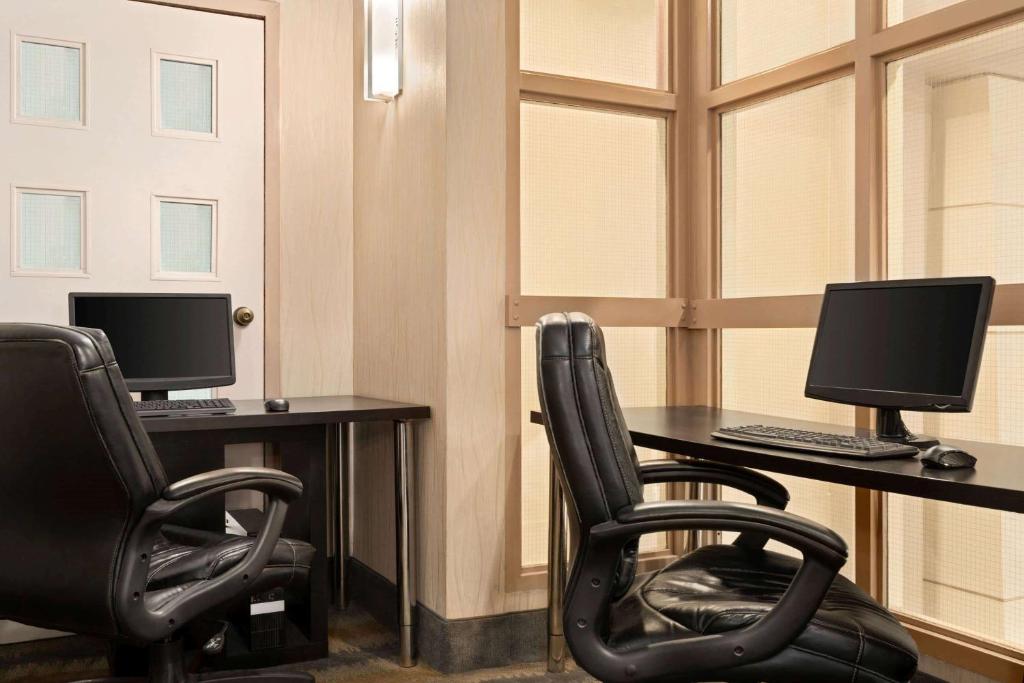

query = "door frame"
[132,0,282,397]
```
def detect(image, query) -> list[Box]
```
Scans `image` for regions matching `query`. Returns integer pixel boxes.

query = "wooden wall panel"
[352,0,448,614]
[444,0,548,619]
[279,0,354,398]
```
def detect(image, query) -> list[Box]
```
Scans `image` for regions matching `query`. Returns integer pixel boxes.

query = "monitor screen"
[806,278,993,410]
[69,294,234,391]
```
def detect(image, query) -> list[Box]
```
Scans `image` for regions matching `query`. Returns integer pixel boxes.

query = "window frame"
[507,0,1024,677]
[151,50,220,141]
[10,184,89,278]
[11,34,88,130]
[506,0,689,591]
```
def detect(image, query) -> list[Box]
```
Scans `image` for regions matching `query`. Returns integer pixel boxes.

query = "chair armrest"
[575,501,846,682]
[116,467,304,642]
[163,467,302,502]
[609,500,846,561]
[637,461,789,550]
[638,460,788,509]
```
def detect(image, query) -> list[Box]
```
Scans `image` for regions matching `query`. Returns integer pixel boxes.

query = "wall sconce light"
[364,0,403,101]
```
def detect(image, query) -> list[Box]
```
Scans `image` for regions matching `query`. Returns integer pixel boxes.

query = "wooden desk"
[530,406,1024,671]
[143,396,429,669]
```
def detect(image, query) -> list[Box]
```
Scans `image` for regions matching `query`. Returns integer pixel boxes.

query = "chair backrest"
[0,324,168,637]
[535,312,645,534]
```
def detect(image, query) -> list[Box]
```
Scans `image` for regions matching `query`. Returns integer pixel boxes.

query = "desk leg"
[334,423,354,609]
[547,456,567,673]
[394,420,417,667]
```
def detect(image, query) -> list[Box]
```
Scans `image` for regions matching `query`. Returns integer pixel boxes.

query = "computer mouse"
[920,444,976,470]
[264,398,290,413]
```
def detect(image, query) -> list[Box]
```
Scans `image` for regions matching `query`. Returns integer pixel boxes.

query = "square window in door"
[153,52,217,138]
[153,196,218,279]
[13,36,85,127]
[12,187,87,276]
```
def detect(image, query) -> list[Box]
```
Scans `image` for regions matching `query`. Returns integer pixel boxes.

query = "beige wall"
[279,0,354,398]
[349,0,545,619]
[352,0,449,614]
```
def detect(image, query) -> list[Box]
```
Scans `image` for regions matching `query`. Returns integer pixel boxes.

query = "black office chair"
[0,324,314,683]
[535,312,918,683]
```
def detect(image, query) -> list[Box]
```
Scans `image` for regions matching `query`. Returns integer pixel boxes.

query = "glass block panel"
[18,191,83,272]
[159,58,214,134]
[159,200,214,274]
[886,24,1024,648]
[721,328,855,577]
[521,326,667,567]
[721,77,855,298]
[719,0,853,84]
[520,0,667,89]
[889,328,1024,647]
[18,40,82,122]
[887,21,1024,284]
[887,0,965,26]
[520,101,667,298]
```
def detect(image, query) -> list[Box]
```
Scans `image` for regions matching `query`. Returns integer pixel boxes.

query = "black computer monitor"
[69,293,235,400]
[805,277,994,446]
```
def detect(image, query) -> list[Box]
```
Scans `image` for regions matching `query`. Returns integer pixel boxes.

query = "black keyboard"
[711,425,919,460]
[134,398,236,417]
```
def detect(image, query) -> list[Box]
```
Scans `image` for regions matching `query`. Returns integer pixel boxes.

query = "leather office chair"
[535,312,918,683]
[0,324,314,683]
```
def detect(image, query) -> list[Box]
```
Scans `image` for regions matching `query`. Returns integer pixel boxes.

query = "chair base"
[86,637,314,683]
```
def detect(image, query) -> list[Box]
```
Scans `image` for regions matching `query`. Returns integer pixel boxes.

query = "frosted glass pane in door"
[18,41,81,122]
[160,59,213,133]
[160,201,213,274]
[18,192,83,271]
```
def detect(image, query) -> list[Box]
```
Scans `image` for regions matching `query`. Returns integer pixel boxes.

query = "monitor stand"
[876,408,940,448]
[141,390,169,401]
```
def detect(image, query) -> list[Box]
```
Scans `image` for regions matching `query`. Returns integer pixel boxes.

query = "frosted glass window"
[719,1,853,83]
[520,0,668,89]
[889,327,1024,647]
[721,328,855,577]
[886,21,1024,647]
[520,102,667,298]
[887,21,1024,284]
[521,327,667,567]
[17,39,83,123]
[721,77,855,298]
[17,191,84,272]
[159,200,214,274]
[887,0,965,25]
[159,58,214,134]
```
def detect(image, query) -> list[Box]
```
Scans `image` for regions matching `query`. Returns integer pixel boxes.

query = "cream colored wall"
[279,0,354,398]
[352,0,449,614]
[443,0,516,617]
[350,0,548,619]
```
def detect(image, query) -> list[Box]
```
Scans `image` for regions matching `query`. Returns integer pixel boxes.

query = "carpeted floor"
[0,607,947,683]
[0,607,592,683]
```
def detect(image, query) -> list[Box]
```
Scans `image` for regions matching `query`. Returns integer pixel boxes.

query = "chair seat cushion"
[608,544,918,682]
[146,523,314,592]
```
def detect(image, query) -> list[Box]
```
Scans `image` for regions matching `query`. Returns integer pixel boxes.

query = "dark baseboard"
[346,557,547,674]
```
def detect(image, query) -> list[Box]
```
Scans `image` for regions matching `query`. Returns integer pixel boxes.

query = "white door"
[0,0,265,642]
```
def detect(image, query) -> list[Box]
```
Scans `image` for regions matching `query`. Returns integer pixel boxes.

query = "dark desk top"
[531,405,1024,514]
[143,395,430,433]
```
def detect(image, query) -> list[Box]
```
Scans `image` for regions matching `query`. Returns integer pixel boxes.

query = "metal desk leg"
[394,420,417,667]
[325,425,339,606]
[335,423,354,609]
[547,456,567,673]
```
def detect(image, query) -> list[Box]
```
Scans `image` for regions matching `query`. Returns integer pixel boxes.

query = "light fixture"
[364,0,403,101]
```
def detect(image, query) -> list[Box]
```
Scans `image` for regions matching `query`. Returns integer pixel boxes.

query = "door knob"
[233,306,255,327]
